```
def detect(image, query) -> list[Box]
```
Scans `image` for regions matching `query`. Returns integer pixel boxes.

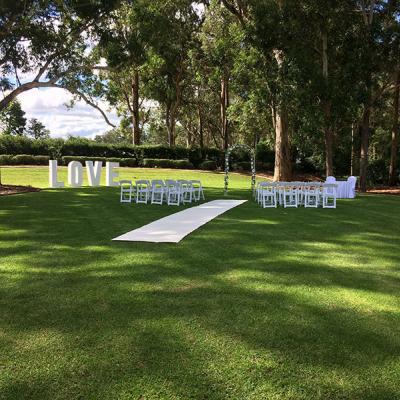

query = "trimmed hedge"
[142,159,194,169]
[61,156,137,167]
[0,135,224,166]
[199,160,218,171]
[0,154,50,165]
[0,136,289,172]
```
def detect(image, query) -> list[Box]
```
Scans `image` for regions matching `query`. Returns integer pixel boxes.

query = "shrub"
[199,160,217,170]
[367,158,388,185]
[232,161,252,172]
[0,154,14,165]
[61,156,137,167]
[142,158,194,169]
[12,154,50,165]
[295,157,318,173]
[0,135,224,166]
[255,161,273,171]
[188,147,203,167]
[203,147,224,166]
[255,142,275,164]
[119,158,138,167]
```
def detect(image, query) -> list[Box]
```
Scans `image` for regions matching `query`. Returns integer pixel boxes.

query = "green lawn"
[1,167,400,400]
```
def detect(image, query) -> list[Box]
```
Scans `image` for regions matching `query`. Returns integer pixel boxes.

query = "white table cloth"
[335,181,349,198]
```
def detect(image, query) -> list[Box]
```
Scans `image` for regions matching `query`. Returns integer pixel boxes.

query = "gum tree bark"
[131,69,141,145]
[273,49,291,181]
[389,69,400,185]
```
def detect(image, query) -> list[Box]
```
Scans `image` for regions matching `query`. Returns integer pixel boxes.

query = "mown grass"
[0,167,400,399]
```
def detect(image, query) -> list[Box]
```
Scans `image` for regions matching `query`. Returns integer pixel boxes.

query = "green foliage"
[26,119,50,140]
[199,160,218,171]
[0,135,225,167]
[142,158,193,169]
[0,101,26,135]
[0,154,49,165]
[367,159,389,185]
[61,156,137,167]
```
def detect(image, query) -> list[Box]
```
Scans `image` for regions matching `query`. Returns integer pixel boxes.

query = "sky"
[18,87,120,139]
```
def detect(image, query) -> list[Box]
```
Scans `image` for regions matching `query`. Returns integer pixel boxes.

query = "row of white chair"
[119,179,205,206]
[256,182,338,209]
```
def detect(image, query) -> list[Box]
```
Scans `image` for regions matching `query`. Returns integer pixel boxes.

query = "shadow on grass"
[0,188,400,399]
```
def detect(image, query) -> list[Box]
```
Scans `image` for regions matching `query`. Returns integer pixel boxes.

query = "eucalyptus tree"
[221,0,298,180]
[136,0,201,146]
[97,0,156,145]
[351,0,400,191]
[200,0,243,149]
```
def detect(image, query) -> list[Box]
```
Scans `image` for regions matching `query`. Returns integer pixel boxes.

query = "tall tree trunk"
[389,69,400,185]
[186,122,193,148]
[220,75,229,150]
[166,103,176,147]
[323,102,334,177]
[321,30,334,177]
[359,102,371,192]
[272,49,291,181]
[350,122,357,176]
[131,70,141,145]
[273,104,291,181]
[198,106,204,149]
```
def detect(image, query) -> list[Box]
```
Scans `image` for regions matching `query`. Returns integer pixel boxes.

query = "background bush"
[367,159,388,185]
[142,158,194,169]
[199,160,217,170]
[61,156,137,167]
[0,136,224,167]
[0,154,50,165]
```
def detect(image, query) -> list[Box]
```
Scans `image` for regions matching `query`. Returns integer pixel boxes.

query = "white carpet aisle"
[112,199,247,243]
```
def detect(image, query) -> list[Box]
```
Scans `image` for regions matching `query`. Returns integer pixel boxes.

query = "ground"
[0,167,400,400]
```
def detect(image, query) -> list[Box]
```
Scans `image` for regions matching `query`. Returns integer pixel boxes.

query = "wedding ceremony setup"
[256,176,357,209]
[119,178,205,205]
[2,1,400,399]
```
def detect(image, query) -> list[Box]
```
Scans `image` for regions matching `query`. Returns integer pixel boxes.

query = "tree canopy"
[1,0,400,189]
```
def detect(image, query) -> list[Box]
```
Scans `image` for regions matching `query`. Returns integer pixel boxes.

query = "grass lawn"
[1,167,400,399]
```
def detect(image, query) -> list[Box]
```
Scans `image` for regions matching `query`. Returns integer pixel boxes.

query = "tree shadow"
[0,189,400,399]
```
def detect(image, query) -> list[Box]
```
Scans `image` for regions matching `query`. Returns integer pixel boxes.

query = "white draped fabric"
[325,177,357,199]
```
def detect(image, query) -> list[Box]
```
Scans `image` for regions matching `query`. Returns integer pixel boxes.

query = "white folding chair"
[326,176,336,184]
[256,181,267,204]
[136,180,150,204]
[166,180,181,206]
[177,180,193,204]
[347,176,357,198]
[260,183,277,208]
[119,180,133,203]
[322,183,337,208]
[150,180,164,205]
[190,180,205,201]
[283,183,298,208]
[304,183,320,208]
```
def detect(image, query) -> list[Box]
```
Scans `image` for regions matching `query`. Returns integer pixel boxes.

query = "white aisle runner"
[112,199,247,243]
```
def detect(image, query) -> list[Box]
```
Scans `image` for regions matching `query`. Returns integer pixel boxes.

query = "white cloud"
[18,88,119,139]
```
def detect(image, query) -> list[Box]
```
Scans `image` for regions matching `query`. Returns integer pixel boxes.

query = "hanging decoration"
[224,144,256,195]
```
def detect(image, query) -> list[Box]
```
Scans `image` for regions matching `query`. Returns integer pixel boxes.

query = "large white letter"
[68,161,83,187]
[49,160,64,188]
[85,161,102,186]
[106,162,119,186]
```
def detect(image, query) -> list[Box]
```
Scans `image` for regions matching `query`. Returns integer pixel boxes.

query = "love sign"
[49,160,119,188]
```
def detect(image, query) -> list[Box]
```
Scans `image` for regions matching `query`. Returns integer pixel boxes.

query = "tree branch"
[0,80,116,128]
